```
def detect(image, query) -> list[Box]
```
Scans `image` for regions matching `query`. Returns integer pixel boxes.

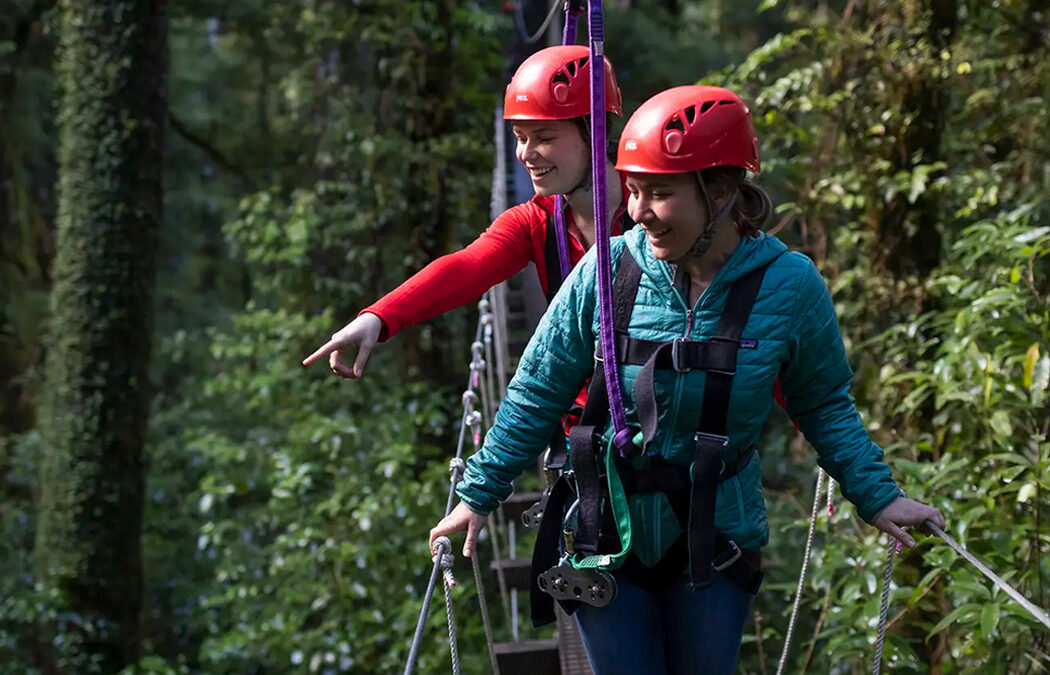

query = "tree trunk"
[34,1,167,671]
[873,0,957,280]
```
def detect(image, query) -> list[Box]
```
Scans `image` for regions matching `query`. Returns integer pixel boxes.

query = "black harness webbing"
[542,212,565,306]
[683,265,766,589]
[530,248,768,625]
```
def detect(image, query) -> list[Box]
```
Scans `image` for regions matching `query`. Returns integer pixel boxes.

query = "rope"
[403,317,489,675]
[872,535,898,675]
[473,554,502,675]
[430,536,461,675]
[473,334,513,632]
[776,469,826,675]
[925,520,1050,631]
[826,477,836,516]
[513,0,563,45]
[443,577,460,675]
[586,0,632,452]
[479,306,498,428]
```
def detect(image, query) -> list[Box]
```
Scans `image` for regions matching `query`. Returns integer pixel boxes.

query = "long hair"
[700,166,772,237]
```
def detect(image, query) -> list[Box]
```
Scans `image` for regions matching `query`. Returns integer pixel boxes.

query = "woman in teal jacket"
[431,85,944,675]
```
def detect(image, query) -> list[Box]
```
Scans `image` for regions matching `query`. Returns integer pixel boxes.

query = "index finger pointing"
[302,339,339,366]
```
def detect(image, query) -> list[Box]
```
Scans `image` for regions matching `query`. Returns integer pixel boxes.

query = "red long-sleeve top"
[362,194,627,340]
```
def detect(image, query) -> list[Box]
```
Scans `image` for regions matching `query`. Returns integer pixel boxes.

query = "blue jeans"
[574,571,754,675]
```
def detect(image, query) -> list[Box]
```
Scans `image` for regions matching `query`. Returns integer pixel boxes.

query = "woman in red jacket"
[303,45,628,375]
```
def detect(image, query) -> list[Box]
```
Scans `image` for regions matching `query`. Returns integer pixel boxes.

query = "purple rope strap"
[563,0,581,43]
[587,0,632,451]
[553,197,572,280]
[551,1,584,281]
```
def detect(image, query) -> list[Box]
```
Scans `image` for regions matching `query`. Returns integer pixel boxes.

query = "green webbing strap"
[572,434,634,570]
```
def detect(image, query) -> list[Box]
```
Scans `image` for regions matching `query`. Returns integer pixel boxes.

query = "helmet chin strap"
[685,171,738,260]
[561,115,594,205]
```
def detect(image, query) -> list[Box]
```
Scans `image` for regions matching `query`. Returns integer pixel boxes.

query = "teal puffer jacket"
[457,228,899,566]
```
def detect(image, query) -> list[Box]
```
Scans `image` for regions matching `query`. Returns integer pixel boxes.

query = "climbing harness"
[407,0,1050,670]
[529,246,770,625]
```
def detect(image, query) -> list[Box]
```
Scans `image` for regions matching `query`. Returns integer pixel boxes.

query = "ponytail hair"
[699,166,772,237]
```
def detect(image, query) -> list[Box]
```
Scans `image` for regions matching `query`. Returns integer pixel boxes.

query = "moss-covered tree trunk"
[34,1,167,671]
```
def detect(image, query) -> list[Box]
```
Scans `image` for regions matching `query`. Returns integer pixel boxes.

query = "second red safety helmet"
[615,85,760,174]
[504,45,623,121]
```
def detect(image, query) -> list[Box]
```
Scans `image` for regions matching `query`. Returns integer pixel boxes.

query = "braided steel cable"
[512,0,564,45]
[473,553,502,675]
[926,521,1050,631]
[405,554,446,675]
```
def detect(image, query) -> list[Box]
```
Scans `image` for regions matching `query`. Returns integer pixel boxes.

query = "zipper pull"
[685,308,694,336]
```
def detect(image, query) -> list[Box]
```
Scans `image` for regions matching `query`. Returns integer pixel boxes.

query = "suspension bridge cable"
[513,0,564,45]
[926,520,1050,631]
[403,316,492,675]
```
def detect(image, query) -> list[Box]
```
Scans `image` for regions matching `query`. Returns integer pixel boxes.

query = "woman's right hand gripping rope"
[430,501,488,559]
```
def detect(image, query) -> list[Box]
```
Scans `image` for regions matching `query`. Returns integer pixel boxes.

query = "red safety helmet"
[504,45,623,121]
[615,85,760,174]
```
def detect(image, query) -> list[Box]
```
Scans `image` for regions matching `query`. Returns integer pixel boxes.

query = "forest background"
[1,0,1048,673]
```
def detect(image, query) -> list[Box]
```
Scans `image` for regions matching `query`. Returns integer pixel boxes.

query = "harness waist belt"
[617,446,756,496]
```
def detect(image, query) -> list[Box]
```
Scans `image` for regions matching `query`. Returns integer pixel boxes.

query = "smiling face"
[513,119,590,197]
[625,172,709,262]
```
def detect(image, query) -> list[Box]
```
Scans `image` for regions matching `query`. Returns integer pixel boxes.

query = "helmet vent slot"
[700,100,716,115]
[664,116,686,133]
[683,105,697,124]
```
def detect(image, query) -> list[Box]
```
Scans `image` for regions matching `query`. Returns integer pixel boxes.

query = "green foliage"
[145,309,480,673]
[4,0,1050,672]
[138,2,503,672]
[710,1,1050,671]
